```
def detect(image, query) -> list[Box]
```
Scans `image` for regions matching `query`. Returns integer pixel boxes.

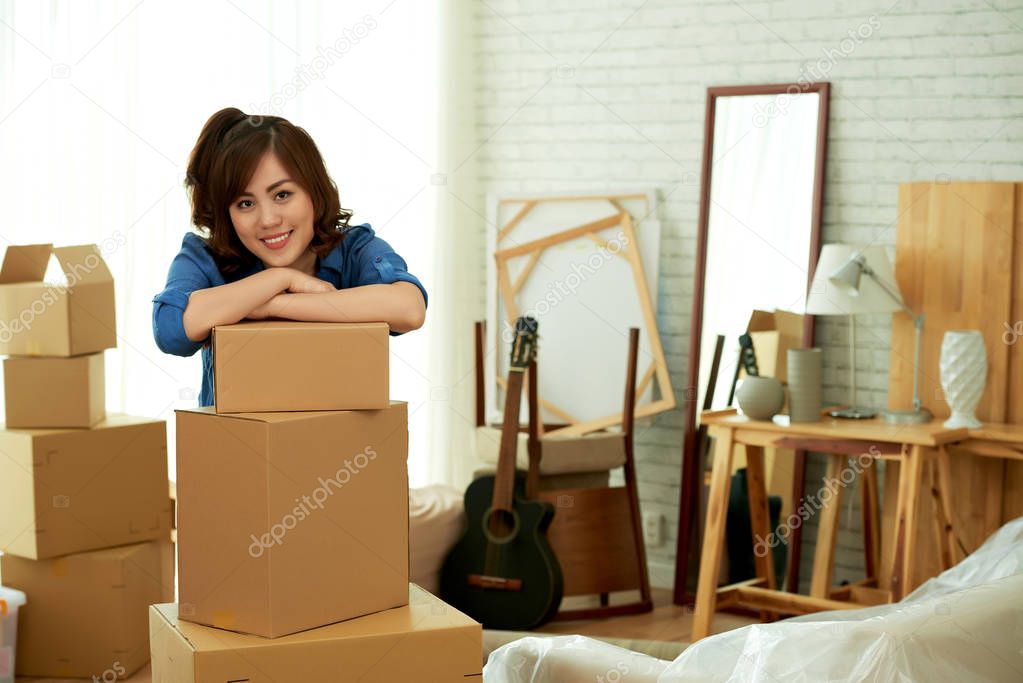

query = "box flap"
[747,309,804,337]
[773,309,805,340]
[746,309,776,333]
[0,244,52,284]
[176,401,407,424]
[53,244,113,286]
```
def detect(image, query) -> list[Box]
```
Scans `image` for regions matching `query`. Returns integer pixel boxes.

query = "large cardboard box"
[212,321,389,413]
[150,585,481,683]
[0,539,174,679]
[0,414,170,560]
[176,402,410,638]
[0,244,116,357]
[3,352,106,428]
[745,309,805,383]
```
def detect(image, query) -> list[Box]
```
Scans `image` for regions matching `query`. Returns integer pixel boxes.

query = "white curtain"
[0,0,473,487]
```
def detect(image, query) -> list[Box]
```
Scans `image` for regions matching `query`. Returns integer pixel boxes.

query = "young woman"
[153,108,427,406]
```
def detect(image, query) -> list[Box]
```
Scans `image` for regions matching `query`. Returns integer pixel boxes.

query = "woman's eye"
[276,190,291,200]
[236,200,252,209]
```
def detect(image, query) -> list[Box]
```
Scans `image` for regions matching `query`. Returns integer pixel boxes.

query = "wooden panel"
[537,486,640,596]
[887,182,1023,589]
[889,182,1015,419]
[1007,184,1023,522]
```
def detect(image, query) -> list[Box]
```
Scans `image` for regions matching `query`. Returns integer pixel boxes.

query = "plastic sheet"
[484,517,1023,682]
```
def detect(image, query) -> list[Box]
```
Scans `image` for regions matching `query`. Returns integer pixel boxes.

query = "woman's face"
[229,151,315,269]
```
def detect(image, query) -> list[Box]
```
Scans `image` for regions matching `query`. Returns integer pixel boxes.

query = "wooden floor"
[533,587,757,643]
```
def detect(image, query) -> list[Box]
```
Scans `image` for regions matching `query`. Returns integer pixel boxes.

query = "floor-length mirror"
[674,83,830,603]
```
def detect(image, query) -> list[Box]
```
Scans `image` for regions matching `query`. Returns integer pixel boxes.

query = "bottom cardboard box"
[0,539,174,679]
[150,584,482,682]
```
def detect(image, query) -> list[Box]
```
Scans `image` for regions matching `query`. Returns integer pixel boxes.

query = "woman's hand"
[246,294,285,320]
[274,267,336,294]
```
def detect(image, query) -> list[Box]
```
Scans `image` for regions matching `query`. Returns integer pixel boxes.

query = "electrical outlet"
[642,511,663,547]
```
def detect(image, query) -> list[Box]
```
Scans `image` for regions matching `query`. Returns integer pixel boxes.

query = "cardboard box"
[176,402,410,638]
[212,321,389,413]
[0,244,116,357]
[150,584,481,683]
[746,309,806,383]
[3,352,106,428]
[0,539,174,679]
[0,414,170,560]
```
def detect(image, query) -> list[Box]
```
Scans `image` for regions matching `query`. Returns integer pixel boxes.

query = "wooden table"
[690,409,968,640]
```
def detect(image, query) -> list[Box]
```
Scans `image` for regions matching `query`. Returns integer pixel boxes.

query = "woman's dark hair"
[185,108,352,276]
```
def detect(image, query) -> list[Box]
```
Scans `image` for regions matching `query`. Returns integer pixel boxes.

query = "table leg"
[891,444,924,600]
[810,453,846,598]
[691,427,735,641]
[744,445,776,590]
[860,456,881,582]
[929,458,954,571]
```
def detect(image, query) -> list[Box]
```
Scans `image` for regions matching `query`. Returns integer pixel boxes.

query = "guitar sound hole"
[482,507,520,544]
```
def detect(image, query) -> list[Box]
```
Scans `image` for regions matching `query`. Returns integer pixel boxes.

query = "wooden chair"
[473,321,652,619]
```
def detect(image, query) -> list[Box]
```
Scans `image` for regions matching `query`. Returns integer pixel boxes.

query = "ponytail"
[185,107,249,231]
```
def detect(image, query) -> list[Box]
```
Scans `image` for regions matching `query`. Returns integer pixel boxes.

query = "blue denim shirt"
[152,223,427,407]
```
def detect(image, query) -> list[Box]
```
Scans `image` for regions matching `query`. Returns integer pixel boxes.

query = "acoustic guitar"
[440,316,563,629]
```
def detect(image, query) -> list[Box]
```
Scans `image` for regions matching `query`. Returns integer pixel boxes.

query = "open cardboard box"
[175,402,410,638]
[0,244,116,357]
[745,309,805,383]
[212,321,389,413]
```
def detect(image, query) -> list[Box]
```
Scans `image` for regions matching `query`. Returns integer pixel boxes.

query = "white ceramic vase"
[939,330,987,429]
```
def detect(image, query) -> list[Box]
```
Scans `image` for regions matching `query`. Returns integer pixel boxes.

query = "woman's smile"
[261,229,293,250]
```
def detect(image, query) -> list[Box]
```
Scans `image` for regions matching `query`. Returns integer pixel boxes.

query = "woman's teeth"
[262,231,292,249]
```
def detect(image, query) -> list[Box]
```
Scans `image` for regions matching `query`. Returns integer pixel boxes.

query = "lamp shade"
[805,244,904,315]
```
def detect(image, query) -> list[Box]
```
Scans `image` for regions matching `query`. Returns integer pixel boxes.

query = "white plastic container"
[0,586,27,683]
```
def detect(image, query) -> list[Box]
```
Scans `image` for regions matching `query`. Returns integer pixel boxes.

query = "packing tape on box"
[212,610,236,631]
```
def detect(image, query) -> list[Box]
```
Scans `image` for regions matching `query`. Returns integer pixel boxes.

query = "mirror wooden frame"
[673,82,831,605]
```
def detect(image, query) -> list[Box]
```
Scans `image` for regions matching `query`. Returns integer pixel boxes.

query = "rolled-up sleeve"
[350,228,428,309]
[152,236,213,356]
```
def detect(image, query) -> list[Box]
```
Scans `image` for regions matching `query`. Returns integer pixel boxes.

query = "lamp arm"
[863,267,915,319]
[864,267,926,413]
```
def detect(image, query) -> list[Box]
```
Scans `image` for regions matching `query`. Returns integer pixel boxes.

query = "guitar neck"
[491,368,524,513]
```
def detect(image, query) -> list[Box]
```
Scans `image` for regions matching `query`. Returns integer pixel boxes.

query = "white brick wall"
[471,0,1023,589]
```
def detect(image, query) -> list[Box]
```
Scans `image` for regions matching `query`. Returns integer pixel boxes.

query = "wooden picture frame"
[488,192,675,436]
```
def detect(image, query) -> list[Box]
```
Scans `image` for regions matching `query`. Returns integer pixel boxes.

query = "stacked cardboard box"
[152,321,482,681]
[0,244,174,680]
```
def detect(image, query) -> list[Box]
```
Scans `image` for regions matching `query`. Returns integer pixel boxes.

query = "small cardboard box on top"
[4,352,106,428]
[0,538,175,679]
[745,309,805,383]
[175,402,410,638]
[0,414,170,560]
[0,243,116,357]
[212,321,389,413]
[150,585,482,683]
